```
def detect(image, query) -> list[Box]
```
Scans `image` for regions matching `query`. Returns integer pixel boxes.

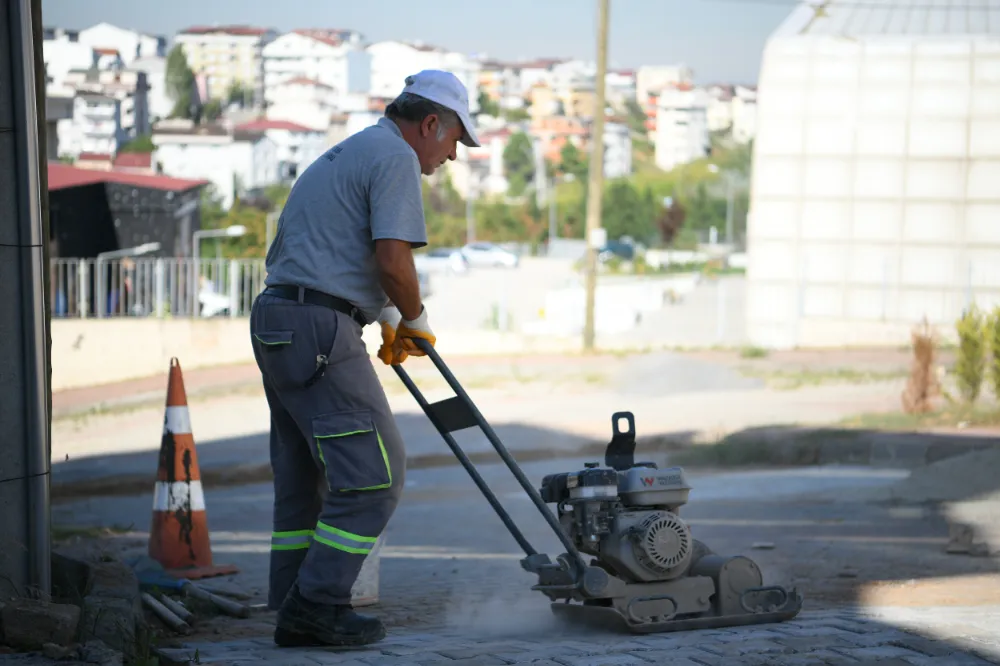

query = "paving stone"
[487,647,587,663]
[437,647,511,660]
[362,656,441,666]
[773,635,862,651]
[888,635,966,658]
[700,638,795,657]
[904,653,1000,666]
[714,628,791,642]
[835,631,912,647]
[1,599,81,650]
[378,645,442,656]
[625,633,721,650]
[816,619,886,634]
[306,658,373,666]
[768,649,860,666]
[773,625,867,639]
[552,655,649,666]
[833,646,925,661]
[628,647,731,664]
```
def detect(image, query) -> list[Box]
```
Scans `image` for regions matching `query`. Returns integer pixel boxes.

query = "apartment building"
[635,64,694,102]
[263,29,370,106]
[654,86,710,171]
[77,22,166,65]
[174,25,277,105]
[54,68,150,159]
[603,122,633,179]
[235,119,328,181]
[152,119,280,209]
[731,85,757,144]
[366,40,480,112]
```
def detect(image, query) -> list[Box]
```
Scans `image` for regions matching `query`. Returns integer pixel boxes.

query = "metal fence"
[50,257,268,318]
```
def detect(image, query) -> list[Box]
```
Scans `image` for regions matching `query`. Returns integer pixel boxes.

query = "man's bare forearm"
[375,239,423,321]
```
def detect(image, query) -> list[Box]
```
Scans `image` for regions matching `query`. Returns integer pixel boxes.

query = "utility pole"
[725,172,735,246]
[582,0,610,352]
[0,0,53,599]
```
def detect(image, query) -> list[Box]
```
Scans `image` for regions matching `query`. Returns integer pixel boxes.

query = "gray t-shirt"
[263,117,427,324]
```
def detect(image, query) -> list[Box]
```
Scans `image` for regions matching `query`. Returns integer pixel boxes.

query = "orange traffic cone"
[149,358,238,580]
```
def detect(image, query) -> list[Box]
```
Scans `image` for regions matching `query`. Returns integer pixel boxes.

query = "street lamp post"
[191,225,246,316]
[95,242,161,318]
[707,164,735,245]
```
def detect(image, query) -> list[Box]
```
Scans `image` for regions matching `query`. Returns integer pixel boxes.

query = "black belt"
[263,285,369,326]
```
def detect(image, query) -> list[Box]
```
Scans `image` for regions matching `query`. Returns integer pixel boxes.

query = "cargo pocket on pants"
[312,410,392,492]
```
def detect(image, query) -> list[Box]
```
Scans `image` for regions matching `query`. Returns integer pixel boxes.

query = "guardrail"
[50,258,268,318]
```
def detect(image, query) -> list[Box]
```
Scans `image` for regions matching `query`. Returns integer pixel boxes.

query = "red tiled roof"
[113,152,153,168]
[48,163,208,192]
[293,29,349,48]
[94,48,119,56]
[235,119,318,133]
[180,25,270,36]
[279,76,334,89]
[78,152,112,161]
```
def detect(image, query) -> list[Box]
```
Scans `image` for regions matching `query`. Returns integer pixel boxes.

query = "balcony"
[80,120,117,136]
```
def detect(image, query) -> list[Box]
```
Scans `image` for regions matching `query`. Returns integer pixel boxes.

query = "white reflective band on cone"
[153,480,206,512]
[164,406,192,435]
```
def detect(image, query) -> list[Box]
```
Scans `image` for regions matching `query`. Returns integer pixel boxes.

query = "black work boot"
[274,584,386,648]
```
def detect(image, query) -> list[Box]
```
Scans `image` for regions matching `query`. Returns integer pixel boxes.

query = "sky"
[41,0,795,84]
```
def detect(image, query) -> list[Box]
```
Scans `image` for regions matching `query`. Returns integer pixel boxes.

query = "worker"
[248,70,480,648]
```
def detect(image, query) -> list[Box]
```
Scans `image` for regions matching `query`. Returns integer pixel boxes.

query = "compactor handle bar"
[391,337,588,573]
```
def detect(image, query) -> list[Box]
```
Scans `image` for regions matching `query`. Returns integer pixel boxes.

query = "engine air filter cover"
[568,467,620,500]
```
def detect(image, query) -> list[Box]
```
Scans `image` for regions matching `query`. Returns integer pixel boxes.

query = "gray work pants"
[249,292,406,609]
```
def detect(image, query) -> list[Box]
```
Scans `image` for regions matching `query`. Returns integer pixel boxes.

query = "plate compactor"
[394,339,803,634]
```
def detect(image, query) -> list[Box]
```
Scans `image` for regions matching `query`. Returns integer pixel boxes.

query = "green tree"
[624,99,648,138]
[600,180,656,243]
[119,134,154,153]
[202,99,223,123]
[503,131,535,197]
[477,91,500,117]
[227,82,252,108]
[503,107,530,122]
[559,142,587,182]
[165,45,196,119]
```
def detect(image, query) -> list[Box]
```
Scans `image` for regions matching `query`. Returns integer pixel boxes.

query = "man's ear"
[420,114,437,138]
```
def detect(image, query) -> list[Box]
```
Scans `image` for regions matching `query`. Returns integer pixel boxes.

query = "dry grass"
[902,318,941,414]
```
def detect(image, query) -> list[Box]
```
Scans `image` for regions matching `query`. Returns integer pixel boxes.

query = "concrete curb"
[665,426,1000,469]
[50,426,1000,503]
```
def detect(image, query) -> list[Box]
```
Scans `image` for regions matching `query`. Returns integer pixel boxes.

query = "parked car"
[414,247,470,275]
[598,240,636,263]
[460,242,519,268]
[418,268,431,299]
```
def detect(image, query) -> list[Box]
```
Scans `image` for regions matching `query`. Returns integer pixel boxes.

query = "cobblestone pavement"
[54,457,1000,666]
[155,607,1000,665]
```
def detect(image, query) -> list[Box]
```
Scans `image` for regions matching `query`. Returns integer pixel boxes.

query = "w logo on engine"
[642,477,655,486]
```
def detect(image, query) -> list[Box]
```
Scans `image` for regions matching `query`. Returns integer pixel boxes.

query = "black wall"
[49,183,117,258]
[49,182,203,259]
[105,182,203,258]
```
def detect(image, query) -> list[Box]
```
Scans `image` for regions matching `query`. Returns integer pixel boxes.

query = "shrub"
[902,318,940,414]
[954,304,986,403]
[988,306,1000,400]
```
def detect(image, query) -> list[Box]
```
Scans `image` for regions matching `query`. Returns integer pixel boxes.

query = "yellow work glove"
[376,306,407,365]
[393,306,436,357]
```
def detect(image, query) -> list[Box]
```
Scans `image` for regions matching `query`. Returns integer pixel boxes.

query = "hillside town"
[42,21,758,213]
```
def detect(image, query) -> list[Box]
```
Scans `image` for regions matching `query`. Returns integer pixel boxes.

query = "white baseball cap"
[402,70,481,148]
